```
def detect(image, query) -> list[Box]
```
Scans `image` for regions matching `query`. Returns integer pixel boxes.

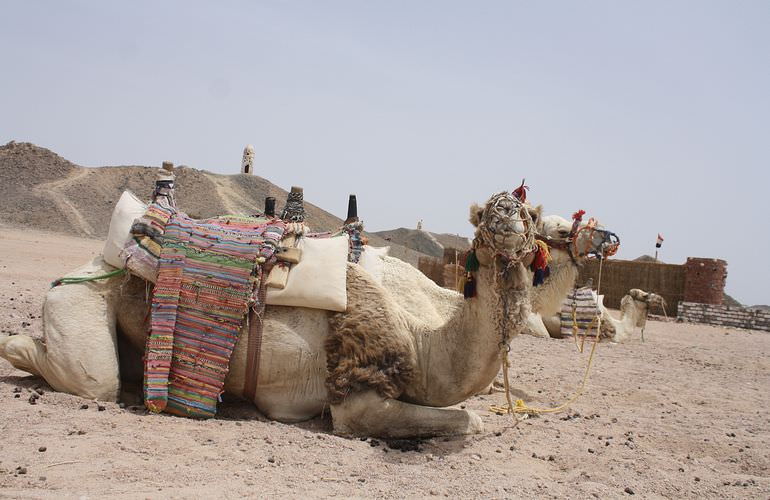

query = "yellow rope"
[490,258,605,417]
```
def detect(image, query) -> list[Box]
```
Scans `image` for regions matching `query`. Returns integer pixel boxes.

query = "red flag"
[656,234,664,248]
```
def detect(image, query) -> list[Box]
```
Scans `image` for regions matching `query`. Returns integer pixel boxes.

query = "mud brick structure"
[418,247,464,290]
[678,302,770,332]
[682,258,728,305]
[578,260,686,313]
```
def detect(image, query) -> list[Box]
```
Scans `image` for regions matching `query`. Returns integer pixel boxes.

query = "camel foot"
[331,390,483,439]
[0,335,44,376]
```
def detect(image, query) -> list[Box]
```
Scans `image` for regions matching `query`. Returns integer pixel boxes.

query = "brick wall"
[683,258,727,305]
[677,302,770,332]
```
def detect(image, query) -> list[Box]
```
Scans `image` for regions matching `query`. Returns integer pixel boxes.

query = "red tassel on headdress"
[572,209,585,222]
[512,179,529,203]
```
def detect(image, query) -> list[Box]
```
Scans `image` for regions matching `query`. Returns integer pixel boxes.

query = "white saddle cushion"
[103,191,147,269]
[266,235,349,312]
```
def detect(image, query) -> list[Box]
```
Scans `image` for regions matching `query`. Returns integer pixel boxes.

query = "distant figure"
[417,219,423,231]
[241,145,255,174]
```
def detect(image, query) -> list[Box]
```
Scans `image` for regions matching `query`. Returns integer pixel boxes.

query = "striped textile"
[144,208,286,418]
[560,287,600,338]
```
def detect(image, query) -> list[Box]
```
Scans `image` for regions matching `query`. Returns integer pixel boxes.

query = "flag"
[656,234,664,248]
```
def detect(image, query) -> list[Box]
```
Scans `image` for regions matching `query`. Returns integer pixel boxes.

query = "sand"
[0,227,768,499]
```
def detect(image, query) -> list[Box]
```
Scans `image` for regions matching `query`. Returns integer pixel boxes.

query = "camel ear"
[528,204,543,227]
[469,203,484,227]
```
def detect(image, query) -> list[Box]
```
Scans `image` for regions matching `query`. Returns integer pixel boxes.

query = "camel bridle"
[473,192,537,265]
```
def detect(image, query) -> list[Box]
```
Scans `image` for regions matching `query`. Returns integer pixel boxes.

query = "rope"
[490,257,605,417]
[51,268,127,288]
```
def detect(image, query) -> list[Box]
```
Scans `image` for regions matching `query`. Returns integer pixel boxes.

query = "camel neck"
[402,261,529,407]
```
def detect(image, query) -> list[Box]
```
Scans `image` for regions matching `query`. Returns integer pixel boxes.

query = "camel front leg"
[331,391,483,439]
[524,312,551,338]
[0,258,122,401]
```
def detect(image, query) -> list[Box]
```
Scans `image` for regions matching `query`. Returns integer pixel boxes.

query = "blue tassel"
[463,275,477,298]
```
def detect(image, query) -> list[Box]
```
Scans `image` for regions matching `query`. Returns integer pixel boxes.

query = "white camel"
[597,288,665,343]
[525,214,620,339]
[0,191,537,439]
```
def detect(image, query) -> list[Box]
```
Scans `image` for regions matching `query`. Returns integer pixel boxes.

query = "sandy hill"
[0,141,427,265]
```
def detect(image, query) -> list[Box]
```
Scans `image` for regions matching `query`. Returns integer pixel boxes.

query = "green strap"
[51,268,127,288]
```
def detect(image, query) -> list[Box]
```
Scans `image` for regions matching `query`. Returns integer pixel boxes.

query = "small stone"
[358,478,365,483]
[588,448,595,454]
[80,404,89,410]
[14,394,20,399]
[624,487,634,495]
[17,467,27,475]
[38,476,46,481]
[494,431,502,437]
[548,455,555,462]
[38,446,46,452]
[13,387,22,393]
[97,405,106,412]
[267,457,275,463]
[694,477,700,482]
[118,402,126,409]
[370,439,380,447]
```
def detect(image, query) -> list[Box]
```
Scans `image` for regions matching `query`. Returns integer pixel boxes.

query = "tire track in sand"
[33,168,95,236]
[203,173,261,216]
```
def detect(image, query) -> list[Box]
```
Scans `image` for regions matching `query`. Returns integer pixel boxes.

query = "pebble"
[97,405,106,412]
[624,487,634,495]
[38,446,46,452]
[267,457,275,464]
[16,467,27,475]
[588,448,595,454]
[80,404,89,410]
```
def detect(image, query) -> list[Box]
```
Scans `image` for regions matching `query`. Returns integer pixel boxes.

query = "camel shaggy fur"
[0,191,536,439]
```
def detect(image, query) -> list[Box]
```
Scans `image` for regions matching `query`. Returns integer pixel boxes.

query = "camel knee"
[331,391,484,438]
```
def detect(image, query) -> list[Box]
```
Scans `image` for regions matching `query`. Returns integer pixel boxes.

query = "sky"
[1,1,768,305]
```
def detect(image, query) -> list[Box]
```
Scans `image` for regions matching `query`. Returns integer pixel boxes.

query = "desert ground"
[0,227,768,499]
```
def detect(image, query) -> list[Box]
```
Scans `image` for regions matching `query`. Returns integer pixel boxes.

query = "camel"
[525,214,619,338]
[588,288,666,343]
[0,191,537,438]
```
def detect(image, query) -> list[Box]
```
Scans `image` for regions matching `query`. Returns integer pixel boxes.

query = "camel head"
[538,213,620,262]
[469,191,537,266]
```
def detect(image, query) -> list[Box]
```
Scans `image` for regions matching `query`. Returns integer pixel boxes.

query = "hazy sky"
[1,1,768,305]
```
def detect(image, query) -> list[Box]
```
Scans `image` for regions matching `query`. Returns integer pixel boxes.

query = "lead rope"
[491,257,606,417]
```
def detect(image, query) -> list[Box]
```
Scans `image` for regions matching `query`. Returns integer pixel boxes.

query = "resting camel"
[0,191,537,438]
[525,214,619,338]
[593,288,666,343]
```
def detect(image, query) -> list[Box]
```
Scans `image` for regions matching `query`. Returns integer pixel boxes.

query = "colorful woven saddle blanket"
[136,204,286,418]
[560,287,601,338]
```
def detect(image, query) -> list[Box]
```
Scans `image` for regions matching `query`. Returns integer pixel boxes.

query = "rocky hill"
[0,142,426,264]
[370,228,471,259]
